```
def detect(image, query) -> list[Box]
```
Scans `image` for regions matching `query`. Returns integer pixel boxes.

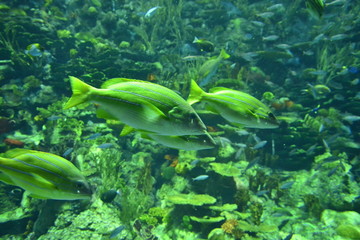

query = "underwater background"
[0,0,360,239]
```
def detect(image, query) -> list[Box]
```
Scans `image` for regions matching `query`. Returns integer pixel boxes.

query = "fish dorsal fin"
[4,148,38,158]
[209,87,230,93]
[120,125,136,136]
[101,78,147,89]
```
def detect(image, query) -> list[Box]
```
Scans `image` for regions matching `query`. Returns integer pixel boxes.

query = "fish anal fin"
[120,125,136,136]
[96,108,119,120]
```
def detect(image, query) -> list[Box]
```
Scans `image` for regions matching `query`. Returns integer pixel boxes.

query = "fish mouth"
[203,131,217,146]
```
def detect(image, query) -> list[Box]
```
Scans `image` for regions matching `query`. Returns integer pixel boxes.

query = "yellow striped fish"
[64,76,211,137]
[0,149,92,200]
[188,80,279,129]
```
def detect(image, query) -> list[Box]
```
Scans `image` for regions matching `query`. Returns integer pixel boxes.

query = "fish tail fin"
[219,49,230,60]
[187,79,205,105]
[64,76,94,109]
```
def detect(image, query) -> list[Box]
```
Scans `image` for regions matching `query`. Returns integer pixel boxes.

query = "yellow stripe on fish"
[188,80,279,129]
[0,149,92,200]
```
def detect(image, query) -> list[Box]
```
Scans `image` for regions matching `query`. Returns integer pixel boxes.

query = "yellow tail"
[219,49,230,60]
[64,76,94,109]
[187,79,205,105]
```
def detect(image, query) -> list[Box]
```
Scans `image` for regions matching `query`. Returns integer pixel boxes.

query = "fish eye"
[75,181,89,192]
[189,114,197,124]
[268,112,277,120]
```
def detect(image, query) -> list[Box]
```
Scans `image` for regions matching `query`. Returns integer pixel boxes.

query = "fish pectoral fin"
[120,125,136,136]
[204,105,219,114]
[230,122,245,128]
[141,101,167,121]
[28,193,48,199]
[96,108,119,120]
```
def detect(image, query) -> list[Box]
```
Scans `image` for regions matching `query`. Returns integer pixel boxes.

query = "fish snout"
[75,180,93,197]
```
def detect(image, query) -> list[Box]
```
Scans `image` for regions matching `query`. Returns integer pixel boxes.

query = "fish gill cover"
[0,0,360,239]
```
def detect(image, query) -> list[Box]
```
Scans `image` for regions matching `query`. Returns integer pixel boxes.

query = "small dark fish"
[47,115,62,121]
[279,219,290,230]
[62,148,74,157]
[193,37,214,52]
[327,166,339,177]
[322,156,341,163]
[310,105,321,116]
[97,143,114,149]
[256,190,269,196]
[262,35,279,41]
[330,34,348,41]
[256,12,274,18]
[109,225,125,239]
[192,175,209,181]
[283,233,293,240]
[85,133,102,140]
[343,115,360,123]
[314,163,324,171]
[101,189,119,203]
[272,210,293,217]
[307,144,318,155]
[348,66,359,74]
[25,43,44,57]
[251,21,265,27]
[245,157,260,170]
[144,6,161,18]
[253,140,267,150]
[313,33,327,43]
[309,70,327,76]
[267,4,284,11]
[280,181,295,190]
[190,159,200,166]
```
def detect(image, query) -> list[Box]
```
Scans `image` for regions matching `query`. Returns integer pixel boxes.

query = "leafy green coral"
[210,162,241,177]
[190,216,224,223]
[167,193,216,206]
